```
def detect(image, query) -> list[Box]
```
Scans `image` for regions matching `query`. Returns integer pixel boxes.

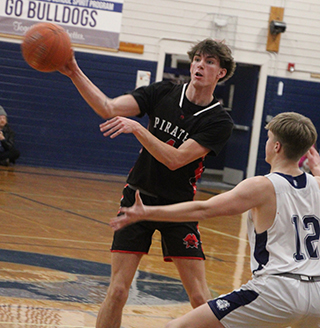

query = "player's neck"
[270,160,303,176]
[185,84,214,107]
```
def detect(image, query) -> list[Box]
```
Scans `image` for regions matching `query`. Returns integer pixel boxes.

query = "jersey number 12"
[292,215,320,261]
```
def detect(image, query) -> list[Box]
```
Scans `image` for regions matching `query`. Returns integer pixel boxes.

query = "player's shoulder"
[245,175,273,188]
[236,175,274,195]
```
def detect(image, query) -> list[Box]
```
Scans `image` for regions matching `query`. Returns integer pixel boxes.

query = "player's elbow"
[167,163,181,171]
[165,159,184,171]
[100,98,117,119]
[95,106,112,120]
[163,153,188,171]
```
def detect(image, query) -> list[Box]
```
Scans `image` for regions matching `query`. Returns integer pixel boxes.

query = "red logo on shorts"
[183,233,199,249]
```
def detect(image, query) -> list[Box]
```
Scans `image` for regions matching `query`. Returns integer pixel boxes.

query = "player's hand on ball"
[110,190,146,231]
[58,51,79,77]
[100,116,140,138]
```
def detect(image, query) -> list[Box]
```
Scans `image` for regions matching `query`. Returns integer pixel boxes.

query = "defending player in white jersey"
[110,112,320,328]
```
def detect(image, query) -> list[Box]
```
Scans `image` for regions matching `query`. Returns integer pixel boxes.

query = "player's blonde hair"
[265,112,317,161]
[187,38,236,82]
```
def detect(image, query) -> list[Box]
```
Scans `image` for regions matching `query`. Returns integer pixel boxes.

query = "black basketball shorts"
[111,185,206,262]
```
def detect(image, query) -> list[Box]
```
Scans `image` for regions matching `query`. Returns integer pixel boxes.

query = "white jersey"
[248,172,320,277]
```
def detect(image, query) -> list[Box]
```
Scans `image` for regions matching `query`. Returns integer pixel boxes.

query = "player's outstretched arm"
[58,54,140,119]
[100,117,210,170]
[109,176,272,230]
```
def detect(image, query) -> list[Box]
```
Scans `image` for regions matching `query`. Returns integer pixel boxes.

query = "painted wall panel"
[256,76,320,176]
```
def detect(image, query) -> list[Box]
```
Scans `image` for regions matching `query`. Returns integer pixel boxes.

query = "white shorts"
[208,275,320,328]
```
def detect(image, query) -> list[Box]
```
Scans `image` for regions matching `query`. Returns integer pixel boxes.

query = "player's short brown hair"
[187,38,236,82]
[266,112,317,161]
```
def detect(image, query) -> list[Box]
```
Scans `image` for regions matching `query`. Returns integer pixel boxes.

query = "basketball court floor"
[0,165,251,328]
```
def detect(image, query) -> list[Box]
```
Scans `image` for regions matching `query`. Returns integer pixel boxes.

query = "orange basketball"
[21,22,72,72]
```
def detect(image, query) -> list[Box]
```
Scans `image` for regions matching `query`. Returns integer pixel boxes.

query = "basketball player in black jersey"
[59,38,236,328]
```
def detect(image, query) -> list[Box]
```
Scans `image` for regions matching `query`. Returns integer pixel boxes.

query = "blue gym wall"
[0,40,156,175]
[255,76,320,176]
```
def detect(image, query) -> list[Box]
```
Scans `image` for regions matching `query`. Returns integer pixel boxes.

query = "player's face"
[190,53,226,88]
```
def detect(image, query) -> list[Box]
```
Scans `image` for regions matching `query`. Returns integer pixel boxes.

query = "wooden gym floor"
[0,165,251,328]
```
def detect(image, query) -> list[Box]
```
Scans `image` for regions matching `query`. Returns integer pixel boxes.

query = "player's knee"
[189,292,208,308]
[107,283,130,306]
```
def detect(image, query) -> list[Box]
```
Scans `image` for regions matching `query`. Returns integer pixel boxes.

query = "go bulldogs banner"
[0,0,123,50]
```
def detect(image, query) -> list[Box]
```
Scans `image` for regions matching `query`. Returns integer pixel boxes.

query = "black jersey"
[127,81,233,202]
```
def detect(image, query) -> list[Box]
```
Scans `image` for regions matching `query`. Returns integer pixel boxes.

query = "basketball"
[21,22,72,73]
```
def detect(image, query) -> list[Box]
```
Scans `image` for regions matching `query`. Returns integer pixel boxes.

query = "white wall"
[115,0,320,82]
[2,0,319,81]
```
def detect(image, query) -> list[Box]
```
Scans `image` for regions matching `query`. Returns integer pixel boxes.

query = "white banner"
[0,0,124,49]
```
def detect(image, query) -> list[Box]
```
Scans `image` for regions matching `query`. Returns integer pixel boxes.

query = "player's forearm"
[306,147,320,176]
[311,166,320,176]
[144,200,209,222]
[143,191,246,222]
[70,69,112,119]
[133,127,185,170]
[308,154,320,176]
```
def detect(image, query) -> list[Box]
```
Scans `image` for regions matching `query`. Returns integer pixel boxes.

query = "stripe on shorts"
[208,289,259,320]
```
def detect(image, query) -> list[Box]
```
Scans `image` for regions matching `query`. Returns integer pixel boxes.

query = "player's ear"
[274,141,282,153]
[218,68,227,79]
